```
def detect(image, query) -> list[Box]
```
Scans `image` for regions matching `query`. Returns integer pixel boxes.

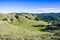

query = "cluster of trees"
[35,13,60,22]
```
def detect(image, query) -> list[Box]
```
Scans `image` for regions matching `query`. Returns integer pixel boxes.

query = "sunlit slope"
[0,13,54,40]
[0,13,50,35]
[9,13,50,33]
[0,21,38,36]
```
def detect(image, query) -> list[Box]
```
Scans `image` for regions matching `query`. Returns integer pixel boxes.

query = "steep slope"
[0,21,52,40]
[0,21,39,40]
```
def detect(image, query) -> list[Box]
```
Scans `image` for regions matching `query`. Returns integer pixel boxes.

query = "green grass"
[11,20,50,35]
[0,13,53,40]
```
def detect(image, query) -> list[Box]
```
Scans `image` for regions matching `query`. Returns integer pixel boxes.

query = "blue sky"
[0,0,60,13]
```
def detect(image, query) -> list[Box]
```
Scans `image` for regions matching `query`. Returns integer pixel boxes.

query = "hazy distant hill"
[35,13,60,22]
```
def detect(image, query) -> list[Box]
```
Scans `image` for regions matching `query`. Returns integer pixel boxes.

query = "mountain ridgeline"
[0,13,60,40]
[35,13,60,22]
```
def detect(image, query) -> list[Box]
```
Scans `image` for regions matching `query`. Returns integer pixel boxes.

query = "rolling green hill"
[0,13,60,40]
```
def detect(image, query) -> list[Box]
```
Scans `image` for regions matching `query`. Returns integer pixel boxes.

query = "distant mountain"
[34,13,60,22]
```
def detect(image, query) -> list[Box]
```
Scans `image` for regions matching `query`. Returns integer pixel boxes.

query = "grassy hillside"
[0,13,60,40]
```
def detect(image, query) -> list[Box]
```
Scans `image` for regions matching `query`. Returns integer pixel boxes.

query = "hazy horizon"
[0,0,60,13]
